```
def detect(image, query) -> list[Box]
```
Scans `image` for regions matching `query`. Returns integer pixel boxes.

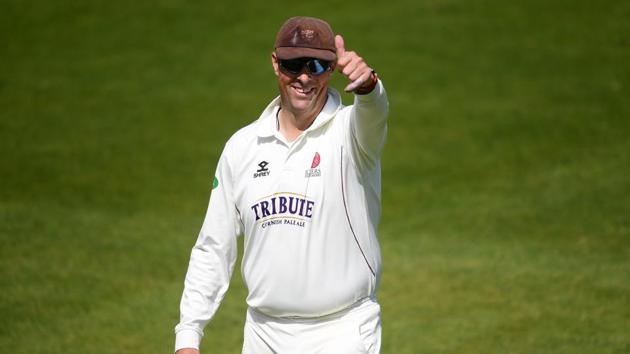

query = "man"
[175,16,388,354]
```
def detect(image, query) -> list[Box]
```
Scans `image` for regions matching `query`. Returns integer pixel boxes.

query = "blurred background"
[1,0,628,353]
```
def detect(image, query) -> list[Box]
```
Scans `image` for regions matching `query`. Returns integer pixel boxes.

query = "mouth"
[291,86,316,97]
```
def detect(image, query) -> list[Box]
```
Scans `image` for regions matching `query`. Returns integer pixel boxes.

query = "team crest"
[305,152,321,177]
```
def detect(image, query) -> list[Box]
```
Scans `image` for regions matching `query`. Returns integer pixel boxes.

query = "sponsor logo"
[250,193,315,229]
[254,160,270,178]
[305,169,321,177]
[305,152,321,177]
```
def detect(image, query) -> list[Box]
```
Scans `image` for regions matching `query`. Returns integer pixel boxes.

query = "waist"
[247,296,378,324]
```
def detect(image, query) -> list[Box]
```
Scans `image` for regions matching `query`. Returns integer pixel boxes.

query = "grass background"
[1,0,629,353]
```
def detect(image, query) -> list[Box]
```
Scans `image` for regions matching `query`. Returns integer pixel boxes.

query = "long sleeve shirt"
[175,80,389,351]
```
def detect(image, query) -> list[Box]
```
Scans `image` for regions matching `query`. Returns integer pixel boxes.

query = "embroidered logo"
[311,152,320,168]
[254,161,270,178]
[305,152,321,177]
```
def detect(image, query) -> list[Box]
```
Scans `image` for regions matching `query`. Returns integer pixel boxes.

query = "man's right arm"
[174,144,242,352]
[335,34,389,171]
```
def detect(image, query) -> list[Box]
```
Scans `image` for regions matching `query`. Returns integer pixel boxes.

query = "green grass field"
[1,1,629,353]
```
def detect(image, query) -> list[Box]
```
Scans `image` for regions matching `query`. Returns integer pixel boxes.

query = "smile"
[291,86,315,96]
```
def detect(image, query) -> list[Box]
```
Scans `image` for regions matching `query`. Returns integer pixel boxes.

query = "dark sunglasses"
[278,58,332,76]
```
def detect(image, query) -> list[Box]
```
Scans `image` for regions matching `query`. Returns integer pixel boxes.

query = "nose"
[296,71,311,83]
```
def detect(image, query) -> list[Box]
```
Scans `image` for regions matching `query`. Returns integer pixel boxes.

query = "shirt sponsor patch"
[250,193,315,229]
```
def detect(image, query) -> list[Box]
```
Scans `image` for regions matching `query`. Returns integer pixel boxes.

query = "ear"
[271,52,280,77]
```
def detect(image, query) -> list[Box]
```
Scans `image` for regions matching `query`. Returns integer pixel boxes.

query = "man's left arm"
[336,35,389,170]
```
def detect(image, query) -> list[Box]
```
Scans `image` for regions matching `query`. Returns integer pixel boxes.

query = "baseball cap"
[274,16,337,62]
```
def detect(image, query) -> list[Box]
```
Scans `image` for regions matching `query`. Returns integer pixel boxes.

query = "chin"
[288,97,315,112]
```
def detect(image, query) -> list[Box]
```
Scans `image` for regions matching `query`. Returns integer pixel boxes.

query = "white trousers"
[242,298,381,354]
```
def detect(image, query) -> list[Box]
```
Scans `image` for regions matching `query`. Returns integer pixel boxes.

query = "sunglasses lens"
[307,59,330,75]
[279,59,304,75]
[278,58,331,76]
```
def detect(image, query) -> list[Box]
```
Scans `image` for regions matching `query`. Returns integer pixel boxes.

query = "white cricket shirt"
[175,81,389,350]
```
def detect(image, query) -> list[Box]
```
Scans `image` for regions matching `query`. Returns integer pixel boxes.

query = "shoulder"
[223,120,260,160]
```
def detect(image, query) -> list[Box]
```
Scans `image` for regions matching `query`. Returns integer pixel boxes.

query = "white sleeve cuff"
[174,328,202,352]
[354,79,384,103]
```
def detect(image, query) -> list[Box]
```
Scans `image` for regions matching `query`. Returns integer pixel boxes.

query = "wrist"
[354,70,378,95]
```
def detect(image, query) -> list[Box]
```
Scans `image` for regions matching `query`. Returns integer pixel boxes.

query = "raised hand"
[335,35,376,93]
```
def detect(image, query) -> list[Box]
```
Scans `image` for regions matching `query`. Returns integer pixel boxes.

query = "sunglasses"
[278,58,332,76]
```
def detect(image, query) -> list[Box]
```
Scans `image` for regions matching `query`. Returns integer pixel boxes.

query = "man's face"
[272,53,333,118]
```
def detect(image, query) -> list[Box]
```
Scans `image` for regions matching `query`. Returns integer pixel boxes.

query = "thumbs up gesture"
[335,35,377,93]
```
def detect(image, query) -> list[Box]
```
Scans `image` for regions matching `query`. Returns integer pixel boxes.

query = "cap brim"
[275,47,337,61]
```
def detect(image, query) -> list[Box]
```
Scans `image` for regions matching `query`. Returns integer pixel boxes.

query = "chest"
[234,129,344,228]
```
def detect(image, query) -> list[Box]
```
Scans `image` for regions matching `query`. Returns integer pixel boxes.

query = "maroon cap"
[274,17,337,61]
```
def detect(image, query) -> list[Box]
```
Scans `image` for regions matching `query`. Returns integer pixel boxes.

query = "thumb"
[335,35,345,58]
